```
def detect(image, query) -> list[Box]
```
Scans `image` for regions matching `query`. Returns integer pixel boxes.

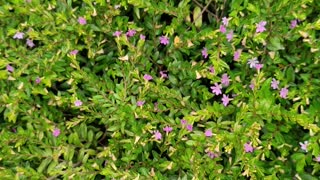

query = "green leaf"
[186,140,196,146]
[107,125,120,131]
[37,158,52,173]
[265,123,276,132]
[247,3,260,15]
[0,70,8,79]
[286,66,295,83]
[193,6,202,28]
[291,153,306,172]
[267,37,285,51]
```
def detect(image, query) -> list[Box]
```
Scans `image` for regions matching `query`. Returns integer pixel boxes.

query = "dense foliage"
[0,0,320,179]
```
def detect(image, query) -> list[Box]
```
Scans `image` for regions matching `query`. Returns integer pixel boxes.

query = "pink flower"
[160,71,168,78]
[205,129,212,137]
[140,34,146,40]
[53,128,61,137]
[209,66,215,74]
[233,49,241,61]
[280,87,288,99]
[78,17,87,25]
[113,31,122,37]
[219,25,226,33]
[271,78,279,90]
[256,21,267,33]
[221,94,231,106]
[210,83,222,95]
[314,155,320,162]
[74,100,83,107]
[143,74,153,81]
[26,39,35,48]
[255,63,263,71]
[70,50,79,55]
[226,30,233,42]
[290,20,298,29]
[6,65,14,72]
[181,119,187,125]
[154,130,162,140]
[13,32,24,39]
[222,17,229,26]
[163,126,173,133]
[126,29,136,37]
[221,73,230,86]
[186,124,193,132]
[244,142,254,153]
[299,141,308,152]
[247,58,259,68]
[207,151,218,159]
[249,82,255,90]
[136,100,145,107]
[159,36,169,45]
[202,48,208,58]
[35,77,41,84]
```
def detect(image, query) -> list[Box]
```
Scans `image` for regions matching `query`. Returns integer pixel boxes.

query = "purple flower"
[314,155,320,162]
[126,29,136,37]
[249,82,255,90]
[205,129,212,137]
[163,126,173,133]
[143,74,153,81]
[209,66,215,74]
[290,20,298,29]
[113,31,122,37]
[202,48,208,58]
[70,50,79,55]
[13,32,24,39]
[53,128,61,137]
[35,77,41,84]
[221,73,230,86]
[136,100,145,107]
[226,30,233,42]
[219,25,226,33]
[255,63,263,71]
[140,34,146,40]
[222,17,229,26]
[160,71,168,78]
[78,17,87,25]
[233,49,241,61]
[74,100,83,107]
[247,58,259,68]
[186,124,193,132]
[221,94,231,106]
[256,21,267,33]
[244,142,254,153]
[271,78,279,90]
[280,87,288,99]
[159,36,169,45]
[26,39,35,48]
[181,119,187,125]
[210,83,222,95]
[154,130,162,140]
[299,141,308,152]
[154,102,158,111]
[207,151,218,159]
[6,65,14,72]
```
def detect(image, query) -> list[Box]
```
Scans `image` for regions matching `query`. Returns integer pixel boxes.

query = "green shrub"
[0,0,320,179]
